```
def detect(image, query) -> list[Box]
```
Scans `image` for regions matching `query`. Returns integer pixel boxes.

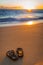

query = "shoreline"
[0,20,43,27]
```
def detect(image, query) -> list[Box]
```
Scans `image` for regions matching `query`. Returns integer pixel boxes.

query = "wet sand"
[0,23,43,65]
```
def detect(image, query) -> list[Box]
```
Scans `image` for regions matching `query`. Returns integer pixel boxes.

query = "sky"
[0,0,43,9]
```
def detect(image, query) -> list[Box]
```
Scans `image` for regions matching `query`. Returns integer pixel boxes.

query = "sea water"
[0,9,43,27]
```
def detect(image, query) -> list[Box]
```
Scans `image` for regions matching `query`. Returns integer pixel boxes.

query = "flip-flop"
[6,50,18,61]
[16,48,24,58]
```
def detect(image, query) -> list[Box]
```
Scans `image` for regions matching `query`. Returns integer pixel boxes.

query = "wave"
[0,17,43,23]
[0,13,43,19]
[0,20,43,27]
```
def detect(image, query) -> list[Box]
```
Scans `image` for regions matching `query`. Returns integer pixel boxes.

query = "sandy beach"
[0,23,43,65]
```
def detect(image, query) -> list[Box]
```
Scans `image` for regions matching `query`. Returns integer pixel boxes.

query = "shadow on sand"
[0,56,23,65]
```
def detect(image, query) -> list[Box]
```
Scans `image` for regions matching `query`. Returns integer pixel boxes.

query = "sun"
[22,1,35,10]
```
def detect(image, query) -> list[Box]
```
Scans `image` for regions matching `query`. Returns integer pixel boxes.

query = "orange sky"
[36,5,43,9]
[0,5,43,9]
[0,0,43,9]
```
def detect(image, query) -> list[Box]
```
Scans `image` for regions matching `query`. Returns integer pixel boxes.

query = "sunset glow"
[36,5,43,9]
[0,0,43,9]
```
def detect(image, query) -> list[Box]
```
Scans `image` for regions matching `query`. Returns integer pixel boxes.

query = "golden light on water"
[25,21,41,26]
[26,21,33,25]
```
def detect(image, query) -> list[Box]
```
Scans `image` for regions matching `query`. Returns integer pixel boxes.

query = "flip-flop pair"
[6,48,24,61]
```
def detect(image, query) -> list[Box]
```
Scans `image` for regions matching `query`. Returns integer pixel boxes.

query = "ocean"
[0,9,43,27]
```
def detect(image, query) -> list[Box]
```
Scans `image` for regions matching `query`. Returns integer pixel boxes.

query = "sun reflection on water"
[26,21,33,25]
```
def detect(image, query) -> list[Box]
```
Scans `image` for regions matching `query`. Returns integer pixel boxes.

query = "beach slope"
[0,23,43,65]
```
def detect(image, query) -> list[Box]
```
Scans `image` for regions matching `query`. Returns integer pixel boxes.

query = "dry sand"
[0,23,43,65]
